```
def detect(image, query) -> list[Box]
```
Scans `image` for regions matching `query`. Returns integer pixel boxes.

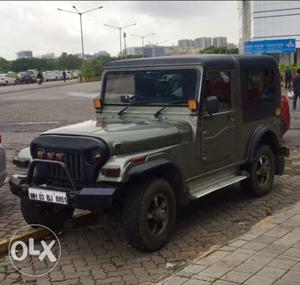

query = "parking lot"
[0,82,299,284]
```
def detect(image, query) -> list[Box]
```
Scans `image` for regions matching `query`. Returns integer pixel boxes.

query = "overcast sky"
[0,1,239,60]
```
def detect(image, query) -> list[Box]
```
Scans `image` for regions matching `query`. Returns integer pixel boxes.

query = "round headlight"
[87,148,102,164]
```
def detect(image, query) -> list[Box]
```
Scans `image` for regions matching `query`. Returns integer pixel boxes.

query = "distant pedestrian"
[62,70,67,82]
[285,66,292,89]
[292,68,300,110]
[36,70,43,85]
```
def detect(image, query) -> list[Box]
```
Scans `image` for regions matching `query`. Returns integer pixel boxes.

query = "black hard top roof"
[104,55,276,70]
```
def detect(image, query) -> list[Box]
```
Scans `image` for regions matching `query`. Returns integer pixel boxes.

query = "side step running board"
[189,175,248,199]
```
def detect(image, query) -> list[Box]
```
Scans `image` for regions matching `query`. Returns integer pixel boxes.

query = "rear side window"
[245,67,275,104]
[241,63,279,122]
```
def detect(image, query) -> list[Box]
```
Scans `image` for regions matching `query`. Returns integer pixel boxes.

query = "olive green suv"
[10,55,289,251]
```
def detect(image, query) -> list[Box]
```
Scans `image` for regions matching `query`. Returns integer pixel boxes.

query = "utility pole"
[123,32,127,58]
[104,23,136,56]
[57,5,103,80]
[131,33,155,47]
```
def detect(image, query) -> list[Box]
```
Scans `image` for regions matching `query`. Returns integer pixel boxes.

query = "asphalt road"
[0,84,299,284]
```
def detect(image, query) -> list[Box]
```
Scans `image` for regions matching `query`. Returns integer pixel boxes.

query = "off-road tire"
[20,198,74,230]
[123,178,176,251]
[241,145,275,197]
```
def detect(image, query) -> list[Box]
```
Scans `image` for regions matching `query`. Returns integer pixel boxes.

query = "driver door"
[200,69,237,171]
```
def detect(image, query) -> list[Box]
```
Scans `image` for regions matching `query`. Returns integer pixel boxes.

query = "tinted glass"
[245,67,275,104]
[205,70,231,112]
[103,69,198,106]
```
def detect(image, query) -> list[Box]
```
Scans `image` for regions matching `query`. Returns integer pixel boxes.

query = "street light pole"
[104,23,136,56]
[57,5,103,79]
[119,28,122,54]
[123,32,127,58]
[79,14,85,63]
[131,33,155,47]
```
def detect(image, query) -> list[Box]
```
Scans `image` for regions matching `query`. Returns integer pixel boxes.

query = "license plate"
[28,187,68,205]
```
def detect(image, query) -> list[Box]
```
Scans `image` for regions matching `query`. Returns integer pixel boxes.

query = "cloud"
[0,1,238,60]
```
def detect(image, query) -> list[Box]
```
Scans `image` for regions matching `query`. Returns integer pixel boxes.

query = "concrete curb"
[0,212,97,256]
[156,244,222,285]
[0,80,80,95]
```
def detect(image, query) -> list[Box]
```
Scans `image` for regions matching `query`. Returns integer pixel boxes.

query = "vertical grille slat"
[47,150,84,184]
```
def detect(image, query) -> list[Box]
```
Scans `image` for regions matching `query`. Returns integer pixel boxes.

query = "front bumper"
[9,174,117,210]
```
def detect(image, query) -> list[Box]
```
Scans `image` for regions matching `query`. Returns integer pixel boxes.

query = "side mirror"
[207,96,219,115]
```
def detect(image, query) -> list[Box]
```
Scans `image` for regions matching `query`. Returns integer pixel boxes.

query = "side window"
[245,66,275,104]
[206,70,231,112]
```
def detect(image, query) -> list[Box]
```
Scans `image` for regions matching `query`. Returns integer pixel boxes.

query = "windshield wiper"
[118,100,155,116]
[154,107,167,118]
[118,106,129,116]
[154,100,188,117]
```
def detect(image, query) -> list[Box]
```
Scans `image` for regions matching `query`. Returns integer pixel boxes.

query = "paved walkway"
[159,201,300,285]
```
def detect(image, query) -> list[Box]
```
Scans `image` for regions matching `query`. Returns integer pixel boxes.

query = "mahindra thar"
[10,55,289,251]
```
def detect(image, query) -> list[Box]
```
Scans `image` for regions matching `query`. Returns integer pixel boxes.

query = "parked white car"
[43,71,56,81]
[53,70,62,80]
[0,74,16,85]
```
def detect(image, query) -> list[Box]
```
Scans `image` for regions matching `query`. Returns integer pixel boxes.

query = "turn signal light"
[188,99,198,111]
[93,98,102,110]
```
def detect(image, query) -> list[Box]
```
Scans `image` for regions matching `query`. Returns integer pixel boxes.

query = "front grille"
[48,152,84,183]
[31,135,110,187]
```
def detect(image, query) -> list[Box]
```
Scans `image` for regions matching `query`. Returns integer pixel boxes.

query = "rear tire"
[20,198,74,230]
[241,145,275,197]
[123,178,176,251]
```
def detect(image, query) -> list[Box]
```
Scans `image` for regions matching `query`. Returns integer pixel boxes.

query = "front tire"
[123,178,176,251]
[241,145,275,197]
[20,198,74,230]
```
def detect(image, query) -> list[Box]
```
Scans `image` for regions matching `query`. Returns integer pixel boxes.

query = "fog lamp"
[37,150,45,159]
[47,152,55,160]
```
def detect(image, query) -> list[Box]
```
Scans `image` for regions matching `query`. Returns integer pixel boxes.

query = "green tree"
[83,56,112,77]
[0,57,11,72]
[57,53,82,70]
[201,46,239,55]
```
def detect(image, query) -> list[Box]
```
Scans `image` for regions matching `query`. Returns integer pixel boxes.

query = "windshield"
[103,69,199,106]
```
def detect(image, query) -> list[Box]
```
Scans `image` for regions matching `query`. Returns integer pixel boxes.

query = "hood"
[42,118,193,155]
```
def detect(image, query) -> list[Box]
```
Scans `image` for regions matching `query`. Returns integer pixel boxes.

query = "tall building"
[194,37,212,50]
[143,46,165,57]
[212,37,227,48]
[124,45,164,57]
[16,50,33,59]
[238,1,300,63]
[41,53,55,59]
[227,43,238,50]
[125,47,144,56]
[178,39,194,49]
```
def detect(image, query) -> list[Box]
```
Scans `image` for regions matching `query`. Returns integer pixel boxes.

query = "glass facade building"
[238,0,300,63]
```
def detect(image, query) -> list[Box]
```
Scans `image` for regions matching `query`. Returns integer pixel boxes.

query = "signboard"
[244,38,296,54]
